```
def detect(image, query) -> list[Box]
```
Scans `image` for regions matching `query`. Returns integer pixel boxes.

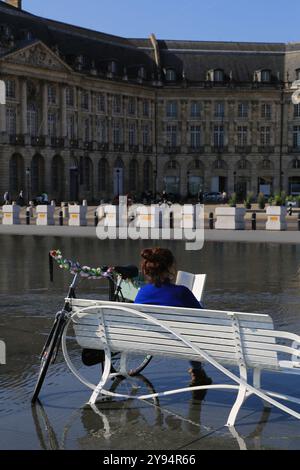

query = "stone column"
[21,79,27,135]
[42,82,48,136]
[60,85,67,138]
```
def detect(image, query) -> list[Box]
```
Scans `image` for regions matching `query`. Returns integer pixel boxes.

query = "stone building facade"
[1,0,300,203]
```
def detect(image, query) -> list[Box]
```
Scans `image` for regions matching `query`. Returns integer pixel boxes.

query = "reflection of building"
[1,0,300,202]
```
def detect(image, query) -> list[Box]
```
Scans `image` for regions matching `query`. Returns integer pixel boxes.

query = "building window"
[81,91,89,110]
[292,159,300,169]
[214,69,224,82]
[237,126,248,146]
[238,102,249,118]
[6,106,16,135]
[97,118,107,143]
[261,70,271,82]
[165,69,176,81]
[48,85,56,105]
[27,103,38,137]
[67,115,75,139]
[261,103,272,119]
[190,125,201,148]
[143,99,150,117]
[260,126,271,146]
[48,112,57,137]
[294,104,300,118]
[142,124,150,146]
[97,93,106,113]
[293,126,300,148]
[112,120,122,144]
[215,102,225,118]
[128,122,137,146]
[113,95,122,114]
[66,87,74,107]
[128,97,136,115]
[84,118,90,142]
[144,160,152,191]
[296,69,300,81]
[138,67,146,80]
[213,125,224,147]
[5,79,16,99]
[167,160,177,170]
[190,101,201,118]
[166,101,178,118]
[166,124,177,147]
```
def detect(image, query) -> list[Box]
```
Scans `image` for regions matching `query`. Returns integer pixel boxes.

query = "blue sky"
[22,0,300,43]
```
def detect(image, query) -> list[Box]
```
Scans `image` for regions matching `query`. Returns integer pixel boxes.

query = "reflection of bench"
[62,301,300,426]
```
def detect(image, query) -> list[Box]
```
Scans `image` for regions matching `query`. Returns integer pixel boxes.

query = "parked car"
[203,192,223,203]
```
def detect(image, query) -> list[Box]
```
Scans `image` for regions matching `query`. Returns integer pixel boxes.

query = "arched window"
[9,154,24,195]
[52,155,64,197]
[143,160,153,191]
[129,160,138,191]
[31,154,45,195]
[99,158,108,191]
[83,157,93,191]
[292,159,300,169]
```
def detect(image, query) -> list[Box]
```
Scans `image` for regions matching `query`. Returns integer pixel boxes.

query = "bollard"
[170,212,174,229]
[26,208,30,225]
[209,212,214,229]
[298,213,300,231]
[94,210,99,227]
[288,204,293,216]
[59,210,63,226]
[251,212,256,230]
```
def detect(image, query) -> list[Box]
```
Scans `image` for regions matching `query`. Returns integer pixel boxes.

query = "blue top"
[134,282,202,309]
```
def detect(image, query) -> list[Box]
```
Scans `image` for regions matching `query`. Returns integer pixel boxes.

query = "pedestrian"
[222,191,227,204]
[16,190,25,207]
[3,191,10,205]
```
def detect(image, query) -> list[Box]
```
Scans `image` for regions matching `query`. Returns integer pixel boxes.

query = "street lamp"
[153,169,157,199]
[26,167,31,204]
[187,170,190,198]
[116,168,120,197]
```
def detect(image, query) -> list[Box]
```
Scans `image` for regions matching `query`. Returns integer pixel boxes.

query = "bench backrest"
[69,299,280,371]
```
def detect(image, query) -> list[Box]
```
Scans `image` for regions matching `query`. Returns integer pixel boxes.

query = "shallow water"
[0,235,300,450]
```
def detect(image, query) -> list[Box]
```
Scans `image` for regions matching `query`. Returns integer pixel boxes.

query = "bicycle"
[31,251,152,403]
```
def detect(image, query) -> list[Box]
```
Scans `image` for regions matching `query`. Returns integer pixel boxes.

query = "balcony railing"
[188,146,204,154]
[129,144,139,153]
[114,143,125,152]
[235,145,252,154]
[31,136,46,147]
[212,145,228,153]
[143,145,153,154]
[164,146,181,154]
[70,139,79,149]
[288,146,300,153]
[51,137,65,148]
[9,134,25,146]
[98,142,109,152]
[258,146,274,154]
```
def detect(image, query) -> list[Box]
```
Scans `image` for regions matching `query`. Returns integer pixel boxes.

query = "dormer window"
[214,69,224,82]
[109,61,117,74]
[165,69,177,81]
[138,67,146,80]
[261,69,271,82]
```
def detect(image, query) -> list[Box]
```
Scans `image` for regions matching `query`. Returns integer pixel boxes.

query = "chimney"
[6,1,22,9]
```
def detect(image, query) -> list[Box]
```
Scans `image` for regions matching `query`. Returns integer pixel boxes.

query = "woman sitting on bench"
[134,247,212,390]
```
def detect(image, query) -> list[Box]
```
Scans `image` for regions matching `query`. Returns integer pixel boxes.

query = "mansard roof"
[0,0,300,85]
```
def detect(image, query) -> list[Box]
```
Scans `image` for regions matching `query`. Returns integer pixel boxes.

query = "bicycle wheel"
[110,352,152,376]
[31,316,65,403]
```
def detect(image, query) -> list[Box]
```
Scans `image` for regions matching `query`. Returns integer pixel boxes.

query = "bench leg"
[226,365,248,427]
[88,346,112,405]
[253,368,272,409]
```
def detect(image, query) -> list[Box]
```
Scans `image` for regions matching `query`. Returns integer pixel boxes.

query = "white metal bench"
[62,300,300,427]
